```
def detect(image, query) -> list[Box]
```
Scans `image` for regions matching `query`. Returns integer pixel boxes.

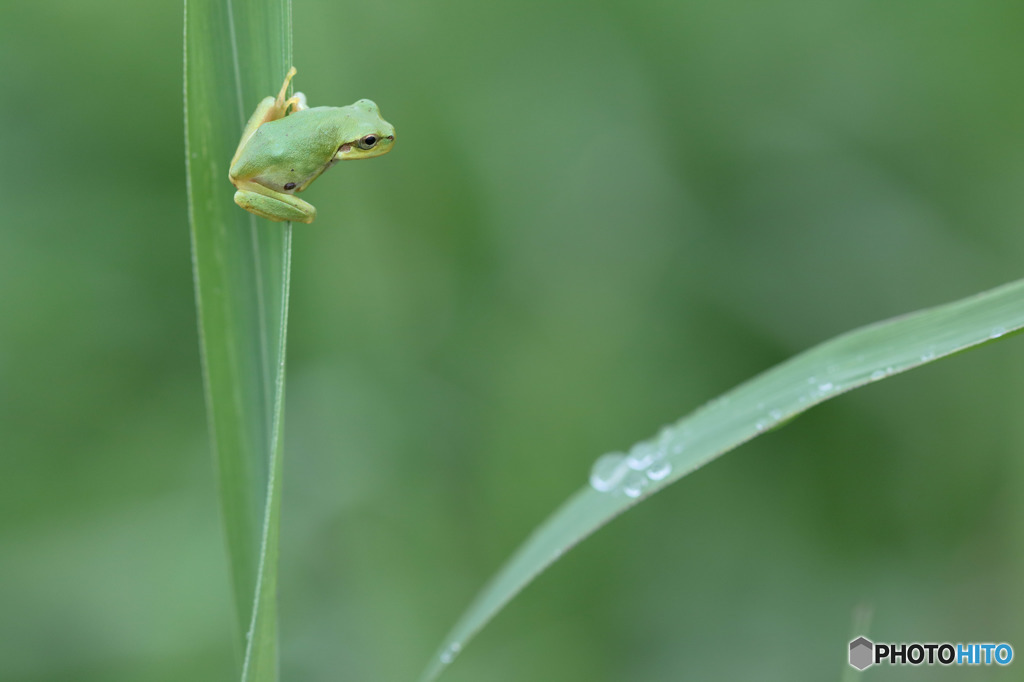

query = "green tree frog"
[228,67,395,224]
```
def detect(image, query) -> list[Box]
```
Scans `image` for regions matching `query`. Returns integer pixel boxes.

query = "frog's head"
[336,99,396,160]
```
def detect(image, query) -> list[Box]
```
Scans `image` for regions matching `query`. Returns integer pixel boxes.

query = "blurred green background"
[2,1,1023,680]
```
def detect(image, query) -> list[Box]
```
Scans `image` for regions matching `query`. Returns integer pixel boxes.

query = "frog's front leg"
[232,179,316,224]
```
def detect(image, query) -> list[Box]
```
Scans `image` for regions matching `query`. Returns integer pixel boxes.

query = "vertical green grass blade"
[184,0,291,679]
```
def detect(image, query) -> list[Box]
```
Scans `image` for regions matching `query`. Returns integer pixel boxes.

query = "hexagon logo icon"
[849,636,874,670]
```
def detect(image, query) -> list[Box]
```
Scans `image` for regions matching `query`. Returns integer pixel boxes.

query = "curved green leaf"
[421,278,1024,681]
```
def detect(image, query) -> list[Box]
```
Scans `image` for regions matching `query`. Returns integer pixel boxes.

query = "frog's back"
[231,108,347,192]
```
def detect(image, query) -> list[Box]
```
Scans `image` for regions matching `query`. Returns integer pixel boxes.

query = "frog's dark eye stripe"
[358,134,378,150]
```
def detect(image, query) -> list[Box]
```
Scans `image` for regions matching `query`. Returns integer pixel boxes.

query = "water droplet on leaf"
[589,452,628,492]
[626,442,657,470]
[622,471,650,498]
[440,642,462,664]
[646,461,672,481]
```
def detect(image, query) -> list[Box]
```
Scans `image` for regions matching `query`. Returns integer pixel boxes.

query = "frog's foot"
[274,68,306,115]
[275,66,298,107]
[285,91,309,113]
[233,185,316,224]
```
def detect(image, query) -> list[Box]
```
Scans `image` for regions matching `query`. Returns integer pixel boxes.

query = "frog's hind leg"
[230,67,302,173]
[230,91,288,171]
[233,182,317,224]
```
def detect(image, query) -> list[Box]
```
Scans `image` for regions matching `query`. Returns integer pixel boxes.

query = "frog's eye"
[357,134,379,150]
